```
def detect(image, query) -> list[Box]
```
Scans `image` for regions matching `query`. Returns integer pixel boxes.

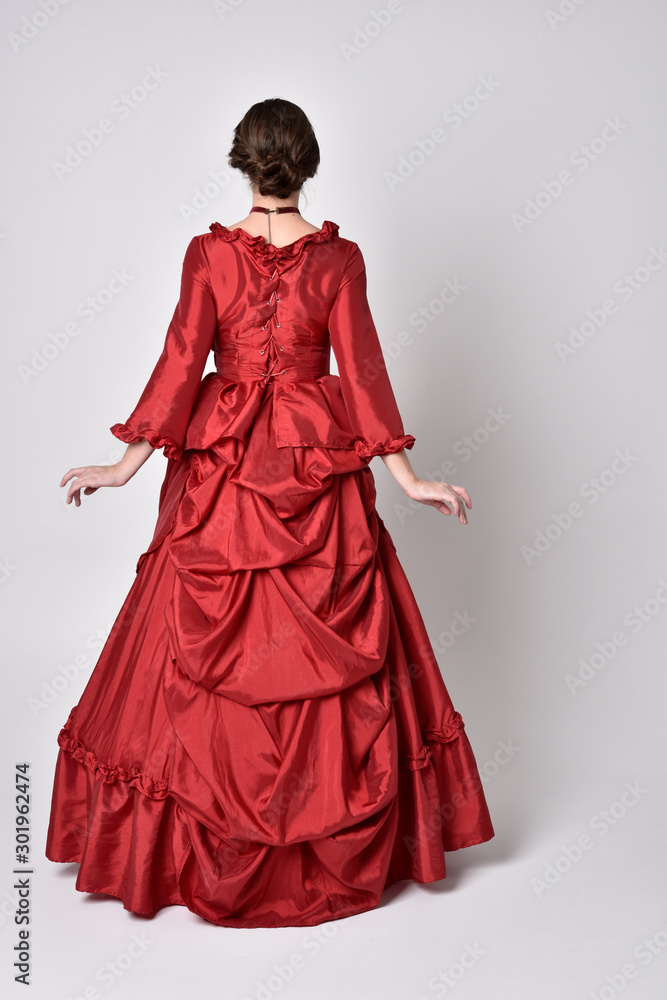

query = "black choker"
[249,205,301,245]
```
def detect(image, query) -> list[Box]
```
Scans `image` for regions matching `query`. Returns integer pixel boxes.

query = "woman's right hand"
[60,463,130,507]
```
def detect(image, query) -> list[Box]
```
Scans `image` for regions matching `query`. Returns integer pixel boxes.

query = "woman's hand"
[61,438,156,506]
[379,449,472,523]
[61,463,130,507]
[404,478,471,523]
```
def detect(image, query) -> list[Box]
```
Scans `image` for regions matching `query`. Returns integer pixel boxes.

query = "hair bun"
[228,98,320,199]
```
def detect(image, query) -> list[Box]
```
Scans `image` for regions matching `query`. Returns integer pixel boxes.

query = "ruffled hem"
[355,434,416,460]
[109,422,182,463]
[56,725,169,798]
[46,708,493,926]
[208,219,340,262]
[56,715,465,795]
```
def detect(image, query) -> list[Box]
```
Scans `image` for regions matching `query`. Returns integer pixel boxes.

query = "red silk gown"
[45,220,494,928]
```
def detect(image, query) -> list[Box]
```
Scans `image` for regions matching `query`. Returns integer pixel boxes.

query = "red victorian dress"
[45,219,495,928]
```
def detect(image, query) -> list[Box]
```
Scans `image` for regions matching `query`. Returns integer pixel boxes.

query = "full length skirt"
[45,382,494,928]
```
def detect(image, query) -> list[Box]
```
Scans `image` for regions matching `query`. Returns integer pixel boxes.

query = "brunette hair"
[228,98,320,199]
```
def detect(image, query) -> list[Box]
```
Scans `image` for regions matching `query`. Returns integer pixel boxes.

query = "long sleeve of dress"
[327,242,415,460]
[110,236,217,462]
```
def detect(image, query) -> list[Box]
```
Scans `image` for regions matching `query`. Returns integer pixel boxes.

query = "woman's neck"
[250,193,300,212]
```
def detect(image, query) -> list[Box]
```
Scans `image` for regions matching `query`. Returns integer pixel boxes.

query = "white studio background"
[1,0,666,998]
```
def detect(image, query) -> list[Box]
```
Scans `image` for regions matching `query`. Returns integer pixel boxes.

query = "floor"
[18,753,666,1000]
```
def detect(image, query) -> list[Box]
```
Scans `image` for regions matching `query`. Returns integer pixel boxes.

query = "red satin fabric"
[45,221,494,928]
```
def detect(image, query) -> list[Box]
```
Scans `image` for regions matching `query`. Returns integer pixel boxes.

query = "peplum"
[45,218,494,928]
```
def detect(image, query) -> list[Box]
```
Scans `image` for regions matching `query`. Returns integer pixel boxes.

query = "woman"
[46,98,494,928]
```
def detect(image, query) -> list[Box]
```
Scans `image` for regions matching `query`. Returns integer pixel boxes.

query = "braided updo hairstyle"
[228,98,320,200]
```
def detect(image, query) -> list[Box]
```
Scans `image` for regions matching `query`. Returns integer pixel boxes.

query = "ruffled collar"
[208,219,339,261]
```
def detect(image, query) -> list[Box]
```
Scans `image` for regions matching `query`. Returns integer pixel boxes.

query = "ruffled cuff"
[110,422,182,463]
[354,433,416,460]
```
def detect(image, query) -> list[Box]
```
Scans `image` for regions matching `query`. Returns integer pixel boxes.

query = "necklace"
[249,205,301,246]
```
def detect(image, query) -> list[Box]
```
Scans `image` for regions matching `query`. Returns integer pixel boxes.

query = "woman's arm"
[380,449,471,524]
[62,235,218,508]
[61,438,155,507]
[116,438,156,481]
[109,236,217,462]
[326,245,471,524]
